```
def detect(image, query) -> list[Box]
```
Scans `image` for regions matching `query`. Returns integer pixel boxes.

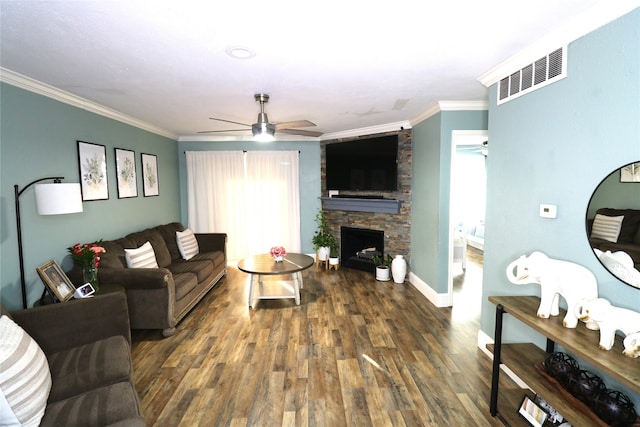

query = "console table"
[489,295,640,426]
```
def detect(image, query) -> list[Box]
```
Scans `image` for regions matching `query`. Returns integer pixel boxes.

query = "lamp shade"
[35,183,83,215]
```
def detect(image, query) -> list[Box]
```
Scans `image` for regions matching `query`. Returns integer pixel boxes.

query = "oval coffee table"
[237,253,314,308]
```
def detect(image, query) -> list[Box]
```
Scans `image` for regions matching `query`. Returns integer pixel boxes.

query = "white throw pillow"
[125,241,159,268]
[591,214,624,243]
[176,228,199,261]
[0,315,52,427]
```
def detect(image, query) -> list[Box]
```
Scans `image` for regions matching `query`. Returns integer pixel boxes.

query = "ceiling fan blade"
[209,117,251,127]
[197,129,250,134]
[274,120,316,130]
[277,128,323,137]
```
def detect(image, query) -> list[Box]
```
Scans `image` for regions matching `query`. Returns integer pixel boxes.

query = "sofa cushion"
[191,250,226,270]
[172,273,198,301]
[126,229,172,267]
[591,213,624,242]
[47,335,132,403]
[0,315,51,427]
[176,228,200,260]
[125,241,159,269]
[153,222,185,261]
[99,239,135,269]
[169,260,213,284]
[40,381,142,427]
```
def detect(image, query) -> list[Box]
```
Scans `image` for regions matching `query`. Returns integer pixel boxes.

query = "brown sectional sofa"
[2,292,145,426]
[72,222,227,337]
[588,207,640,270]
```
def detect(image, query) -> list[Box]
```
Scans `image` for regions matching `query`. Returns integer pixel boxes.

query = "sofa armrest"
[195,232,227,255]
[98,267,173,290]
[10,292,131,354]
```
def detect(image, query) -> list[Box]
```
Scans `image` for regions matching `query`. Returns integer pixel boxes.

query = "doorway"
[448,130,487,313]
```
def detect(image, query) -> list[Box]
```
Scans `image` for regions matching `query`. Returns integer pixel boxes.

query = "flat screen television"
[325,135,398,191]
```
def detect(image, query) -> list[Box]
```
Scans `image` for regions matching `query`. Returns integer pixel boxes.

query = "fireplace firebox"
[340,226,384,272]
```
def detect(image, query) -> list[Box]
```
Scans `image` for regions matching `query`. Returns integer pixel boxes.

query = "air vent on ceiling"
[498,47,567,105]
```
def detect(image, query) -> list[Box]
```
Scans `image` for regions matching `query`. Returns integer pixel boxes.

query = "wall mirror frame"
[585,160,640,289]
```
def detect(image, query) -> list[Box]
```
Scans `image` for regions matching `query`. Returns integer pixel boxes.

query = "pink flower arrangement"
[269,246,286,258]
[67,241,106,268]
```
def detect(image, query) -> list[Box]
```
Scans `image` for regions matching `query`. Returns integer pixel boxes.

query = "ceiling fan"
[457,140,488,156]
[198,94,322,141]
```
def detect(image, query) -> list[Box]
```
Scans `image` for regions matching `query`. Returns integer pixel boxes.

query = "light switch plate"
[540,204,557,218]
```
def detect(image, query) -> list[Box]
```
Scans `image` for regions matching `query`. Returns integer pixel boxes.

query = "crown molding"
[0,67,178,140]
[411,100,488,126]
[478,3,640,87]
[319,121,412,141]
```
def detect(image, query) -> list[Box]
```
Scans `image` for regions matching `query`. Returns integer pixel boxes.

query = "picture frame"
[141,153,159,196]
[77,140,109,201]
[620,161,640,182]
[115,148,138,198]
[36,260,76,302]
[518,395,548,427]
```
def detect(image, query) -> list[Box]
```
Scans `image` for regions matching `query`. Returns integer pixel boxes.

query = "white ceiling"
[1,1,636,141]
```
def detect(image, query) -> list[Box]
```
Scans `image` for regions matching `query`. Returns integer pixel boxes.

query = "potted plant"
[312,210,337,261]
[372,254,393,281]
[328,245,340,267]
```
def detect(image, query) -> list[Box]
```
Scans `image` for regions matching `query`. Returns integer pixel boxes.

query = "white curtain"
[186,150,300,262]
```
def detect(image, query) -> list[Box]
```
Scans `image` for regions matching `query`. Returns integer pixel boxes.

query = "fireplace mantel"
[320,197,402,214]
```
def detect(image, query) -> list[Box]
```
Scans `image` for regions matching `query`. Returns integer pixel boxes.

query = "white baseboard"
[407,272,451,307]
[476,330,529,389]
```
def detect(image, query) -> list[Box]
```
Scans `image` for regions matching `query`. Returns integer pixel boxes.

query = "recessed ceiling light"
[226,46,255,59]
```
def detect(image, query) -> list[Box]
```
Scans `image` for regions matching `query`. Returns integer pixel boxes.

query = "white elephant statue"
[575,298,640,356]
[623,333,640,358]
[506,251,598,328]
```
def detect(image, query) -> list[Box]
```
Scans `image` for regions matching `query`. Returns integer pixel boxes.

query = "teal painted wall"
[481,10,640,403]
[1,84,180,310]
[177,140,321,255]
[410,110,488,293]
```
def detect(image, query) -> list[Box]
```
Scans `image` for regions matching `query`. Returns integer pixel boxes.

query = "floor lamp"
[14,177,83,308]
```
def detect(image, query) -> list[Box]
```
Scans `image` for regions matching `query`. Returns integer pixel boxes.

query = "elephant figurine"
[623,333,640,358]
[506,251,598,328]
[575,298,640,356]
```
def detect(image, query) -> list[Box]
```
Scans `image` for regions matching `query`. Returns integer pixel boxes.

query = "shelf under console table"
[488,295,640,426]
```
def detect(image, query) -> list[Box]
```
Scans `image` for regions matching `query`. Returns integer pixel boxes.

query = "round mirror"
[586,161,640,288]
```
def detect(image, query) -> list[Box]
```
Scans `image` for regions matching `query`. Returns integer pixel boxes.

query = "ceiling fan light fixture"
[225,46,255,59]
[252,122,275,142]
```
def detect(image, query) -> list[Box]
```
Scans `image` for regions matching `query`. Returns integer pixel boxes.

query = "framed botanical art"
[141,153,159,196]
[77,140,109,201]
[36,260,76,302]
[620,161,640,182]
[115,148,138,198]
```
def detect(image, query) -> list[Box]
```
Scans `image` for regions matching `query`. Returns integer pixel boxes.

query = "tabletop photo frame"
[36,259,76,302]
[142,153,159,196]
[77,140,109,201]
[115,148,138,198]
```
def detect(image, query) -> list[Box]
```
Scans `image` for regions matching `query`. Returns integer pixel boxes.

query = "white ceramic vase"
[317,246,330,261]
[391,255,407,283]
[376,266,390,281]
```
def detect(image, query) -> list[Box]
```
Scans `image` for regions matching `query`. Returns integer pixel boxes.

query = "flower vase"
[83,261,99,291]
[391,255,407,283]
[273,256,284,262]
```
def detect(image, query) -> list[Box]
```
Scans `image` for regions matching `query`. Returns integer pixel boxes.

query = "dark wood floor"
[131,248,519,426]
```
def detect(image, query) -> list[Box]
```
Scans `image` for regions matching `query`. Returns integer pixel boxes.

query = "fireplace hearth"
[340,226,384,272]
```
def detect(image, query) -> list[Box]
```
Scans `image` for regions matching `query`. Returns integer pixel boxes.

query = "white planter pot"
[317,246,330,261]
[391,255,407,283]
[376,266,390,281]
[329,257,339,265]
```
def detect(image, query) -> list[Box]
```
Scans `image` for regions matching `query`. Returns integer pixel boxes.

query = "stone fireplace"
[340,227,385,272]
[320,130,412,270]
